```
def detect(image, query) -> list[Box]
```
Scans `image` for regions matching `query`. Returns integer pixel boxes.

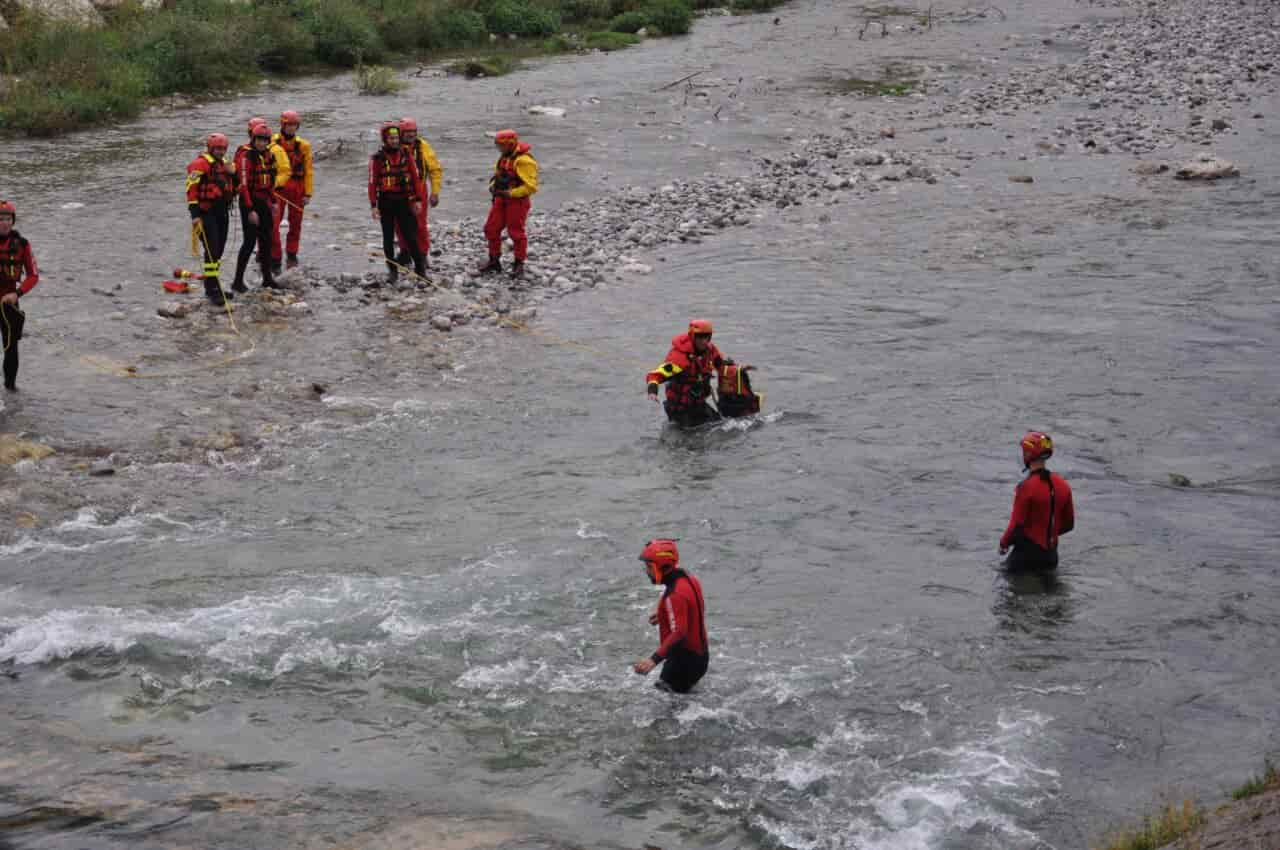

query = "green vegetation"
[1092,800,1205,850]
[0,0,784,135]
[1231,761,1280,801]
[355,63,406,95]
[584,30,640,50]
[731,0,784,11]
[835,77,918,96]
[446,55,520,78]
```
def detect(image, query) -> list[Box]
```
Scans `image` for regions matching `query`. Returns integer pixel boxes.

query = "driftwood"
[654,71,703,92]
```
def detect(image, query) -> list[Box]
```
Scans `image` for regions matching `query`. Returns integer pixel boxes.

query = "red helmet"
[639,538,679,582]
[688,319,713,337]
[280,110,300,127]
[247,116,266,136]
[380,121,401,145]
[494,129,519,147]
[399,117,418,133]
[251,123,272,141]
[206,132,228,152]
[0,200,15,222]
[1020,431,1054,467]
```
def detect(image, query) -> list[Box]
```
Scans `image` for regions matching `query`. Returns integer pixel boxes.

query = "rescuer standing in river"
[478,129,538,279]
[633,539,710,693]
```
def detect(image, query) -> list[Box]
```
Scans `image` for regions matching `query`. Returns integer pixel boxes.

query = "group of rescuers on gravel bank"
[0,112,1076,695]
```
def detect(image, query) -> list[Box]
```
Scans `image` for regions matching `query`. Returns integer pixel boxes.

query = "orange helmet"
[0,200,16,222]
[280,110,300,127]
[688,319,713,337]
[639,538,679,582]
[1020,431,1054,468]
[251,123,272,141]
[380,121,401,145]
[399,117,418,133]
[494,129,519,147]
[247,116,266,136]
[206,132,228,152]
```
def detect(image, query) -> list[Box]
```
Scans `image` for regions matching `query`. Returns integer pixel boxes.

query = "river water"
[2,1,1279,848]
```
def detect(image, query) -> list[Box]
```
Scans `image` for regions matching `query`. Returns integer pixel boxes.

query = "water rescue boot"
[478,257,503,275]
[510,261,525,280]
[286,253,299,270]
[386,261,399,286]
[203,278,228,306]
[230,277,248,294]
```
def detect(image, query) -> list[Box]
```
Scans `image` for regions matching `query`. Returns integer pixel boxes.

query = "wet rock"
[510,307,537,323]
[824,174,850,190]
[157,301,196,319]
[0,434,55,465]
[848,149,886,166]
[621,262,653,275]
[528,105,566,118]
[879,126,896,138]
[88,458,115,477]
[1133,162,1169,175]
[194,432,242,452]
[1168,473,1193,487]
[311,383,328,396]
[430,314,453,331]
[1009,175,1035,183]
[1211,117,1229,131]
[1174,155,1238,180]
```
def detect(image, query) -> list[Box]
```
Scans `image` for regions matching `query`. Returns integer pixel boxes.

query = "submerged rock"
[1174,155,1239,180]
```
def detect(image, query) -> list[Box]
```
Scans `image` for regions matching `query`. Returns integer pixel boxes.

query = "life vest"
[245,148,276,196]
[493,143,534,192]
[192,153,232,204]
[716,364,762,417]
[0,232,28,286]
[277,135,306,180]
[375,149,415,195]
[666,335,719,409]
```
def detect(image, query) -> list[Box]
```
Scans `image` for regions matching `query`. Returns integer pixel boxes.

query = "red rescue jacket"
[185,153,233,211]
[368,147,424,206]
[236,146,279,205]
[646,333,724,409]
[1000,469,1075,552]
[654,569,709,660]
[0,231,39,298]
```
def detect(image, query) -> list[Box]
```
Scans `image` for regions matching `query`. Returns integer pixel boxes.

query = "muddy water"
[2,1,1279,848]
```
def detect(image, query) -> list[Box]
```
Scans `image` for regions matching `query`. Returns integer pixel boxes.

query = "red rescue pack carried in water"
[716,364,761,418]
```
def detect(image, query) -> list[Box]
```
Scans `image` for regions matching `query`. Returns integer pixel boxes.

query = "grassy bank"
[0,0,782,135]
[1093,762,1280,850]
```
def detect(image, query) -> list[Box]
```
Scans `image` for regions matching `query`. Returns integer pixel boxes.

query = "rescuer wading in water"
[633,539,710,693]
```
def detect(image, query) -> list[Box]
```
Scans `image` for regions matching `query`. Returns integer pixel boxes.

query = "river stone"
[1009,175,1035,183]
[0,434,55,465]
[430,315,453,331]
[157,302,196,319]
[88,458,115,477]
[1174,155,1238,180]
[848,149,886,166]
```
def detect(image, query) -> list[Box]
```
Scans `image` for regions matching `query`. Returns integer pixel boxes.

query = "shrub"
[355,63,405,95]
[584,30,639,50]
[0,16,147,135]
[731,0,781,10]
[306,0,383,66]
[484,0,561,37]
[253,5,317,72]
[123,6,255,94]
[447,55,518,77]
[558,0,611,24]
[608,9,648,32]
[644,0,691,34]
[541,33,576,53]
[436,8,489,46]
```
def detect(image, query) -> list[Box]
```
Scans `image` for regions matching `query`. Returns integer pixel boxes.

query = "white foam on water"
[0,577,417,675]
[0,508,223,560]
[574,519,609,540]
[454,659,545,695]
